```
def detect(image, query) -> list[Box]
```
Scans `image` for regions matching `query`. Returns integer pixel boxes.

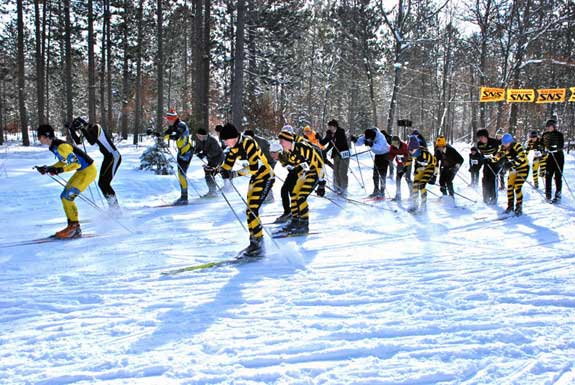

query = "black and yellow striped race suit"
[285,141,325,222]
[48,139,97,223]
[221,135,274,239]
[526,138,546,188]
[411,148,437,209]
[498,143,529,210]
[164,119,193,196]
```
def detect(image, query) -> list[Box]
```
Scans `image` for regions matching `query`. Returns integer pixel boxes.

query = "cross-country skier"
[526,130,546,190]
[163,108,193,205]
[468,147,482,187]
[320,119,350,196]
[218,123,275,257]
[408,135,437,213]
[36,124,97,238]
[541,119,564,203]
[476,129,503,205]
[351,127,390,198]
[69,117,121,208]
[194,128,224,198]
[388,135,412,201]
[433,135,464,199]
[277,130,325,235]
[497,133,529,216]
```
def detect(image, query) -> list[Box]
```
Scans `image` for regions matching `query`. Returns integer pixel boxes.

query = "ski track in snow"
[1,141,574,385]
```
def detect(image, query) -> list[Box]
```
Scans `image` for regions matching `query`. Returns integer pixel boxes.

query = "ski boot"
[173,191,188,206]
[368,189,380,198]
[514,205,522,216]
[288,218,309,235]
[552,192,561,204]
[504,205,514,215]
[54,222,82,239]
[273,212,291,224]
[201,190,218,199]
[238,236,264,258]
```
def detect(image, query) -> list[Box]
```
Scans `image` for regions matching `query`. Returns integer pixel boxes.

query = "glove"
[36,165,48,175]
[286,165,295,172]
[203,165,219,176]
[428,174,437,185]
[71,117,88,131]
[316,180,326,197]
[350,135,358,143]
[300,162,310,172]
[197,152,206,160]
[220,169,238,179]
[46,166,63,175]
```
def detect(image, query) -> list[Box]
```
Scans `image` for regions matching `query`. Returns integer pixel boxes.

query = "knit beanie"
[219,123,240,140]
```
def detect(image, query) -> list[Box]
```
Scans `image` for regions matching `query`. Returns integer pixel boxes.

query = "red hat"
[165,108,178,120]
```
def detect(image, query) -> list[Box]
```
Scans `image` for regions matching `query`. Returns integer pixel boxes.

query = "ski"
[1,233,100,248]
[363,196,386,202]
[161,255,262,275]
[272,231,320,239]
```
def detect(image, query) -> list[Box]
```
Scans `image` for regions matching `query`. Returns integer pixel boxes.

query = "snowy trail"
[1,142,575,384]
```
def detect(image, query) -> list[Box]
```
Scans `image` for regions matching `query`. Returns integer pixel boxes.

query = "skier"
[541,119,564,203]
[411,129,427,147]
[302,125,324,150]
[69,117,121,208]
[163,109,193,205]
[194,127,224,198]
[476,129,503,205]
[269,142,296,223]
[277,130,325,235]
[408,135,437,213]
[218,123,275,257]
[497,133,529,216]
[526,130,546,190]
[244,129,275,203]
[468,147,482,187]
[320,119,350,195]
[388,135,412,201]
[433,135,464,199]
[352,127,390,198]
[35,124,97,238]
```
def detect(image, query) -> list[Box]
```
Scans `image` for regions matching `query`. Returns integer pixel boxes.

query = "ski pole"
[322,182,397,212]
[353,142,366,190]
[275,173,346,210]
[35,168,135,234]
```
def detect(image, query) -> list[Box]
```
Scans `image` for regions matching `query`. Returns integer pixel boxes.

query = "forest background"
[0,0,573,146]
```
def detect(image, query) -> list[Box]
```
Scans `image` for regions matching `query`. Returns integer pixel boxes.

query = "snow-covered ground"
[1,138,574,385]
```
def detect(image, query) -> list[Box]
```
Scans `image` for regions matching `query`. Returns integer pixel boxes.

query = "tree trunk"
[201,0,210,130]
[34,0,46,126]
[64,0,73,130]
[120,0,130,139]
[0,77,4,145]
[106,0,113,130]
[231,0,245,128]
[17,0,30,146]
[156,0,164,133]
[99,0,107,127]
[88,0,97,122]
[134,3,144,145]
[44,0,52,124]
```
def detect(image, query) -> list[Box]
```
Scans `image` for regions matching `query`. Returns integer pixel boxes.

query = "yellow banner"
[507,89,535,103]
[536,88,566,103]
[480,87,505,102]
[569,87,575,102]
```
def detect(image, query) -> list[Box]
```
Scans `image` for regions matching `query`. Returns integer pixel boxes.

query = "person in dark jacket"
[388,136,412,201]
[69,117,122,208]
[320,119,350,195]
[476,129,503,205]
[541,119,565,203]
[434,135,464,198]
[195,128,224,197]
[468,147,482,187]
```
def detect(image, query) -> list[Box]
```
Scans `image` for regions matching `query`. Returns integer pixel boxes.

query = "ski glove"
[46,166,64,175]
[36,165,48,175]
[316,180,326,197]
[220,169,238,179]
[428,174,437,185]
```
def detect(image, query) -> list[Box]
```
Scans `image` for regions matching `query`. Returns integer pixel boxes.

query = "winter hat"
[269,141,282,153]
[364,128,376,141]
[37,124,55,139]
[408,135,420,151]
[303,125,312,133]
[278,131,295,142]
[476,128,489,138]
[470,146,478,152]
[501,133,514,145]
[243,129,255,137]
[435,135,446,147]
[197,128,207,135]
[215,124,223,133]
[545,119,556,128]
[327,119,339,128]
[281,125,294,134]
[219,123,240,140]
[165,108,178,120]
[529,130,538,138]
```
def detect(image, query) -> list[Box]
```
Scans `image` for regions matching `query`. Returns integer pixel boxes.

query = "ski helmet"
[501,133,514,145]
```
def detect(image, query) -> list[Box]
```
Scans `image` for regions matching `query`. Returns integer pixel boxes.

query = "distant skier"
[433,135,464,199]
[163,109,193,205]
[35,124,97,238]
[408,135,437,213]
[351,127,390,198]
[476,129,503,205]
[218,123,275,257]
[497,133,529,216]
[320,119,350,196]
[277,130,325,235]
[388,135,412,201]
[541,119,564,203]
[468,147,481,187]
[194,128,224,198]
[69,117,121,208]
[526,130,546,190]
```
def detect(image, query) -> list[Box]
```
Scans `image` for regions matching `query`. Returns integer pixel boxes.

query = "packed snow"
[1,138,574,385]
